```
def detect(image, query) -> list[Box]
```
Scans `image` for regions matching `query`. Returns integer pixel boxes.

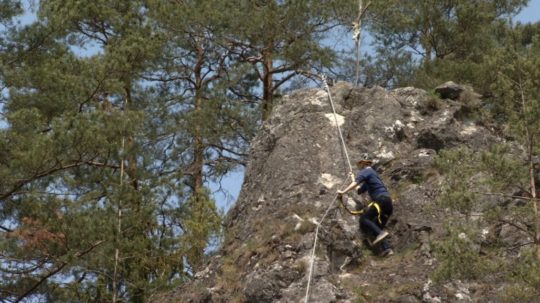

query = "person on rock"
[337,155,394,257]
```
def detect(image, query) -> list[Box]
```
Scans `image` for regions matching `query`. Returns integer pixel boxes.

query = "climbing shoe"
[364,238,373,247]
[381,248,394,257]
[373,231,389,245]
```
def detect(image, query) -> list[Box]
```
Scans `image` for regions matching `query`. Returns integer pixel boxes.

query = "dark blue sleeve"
[355,169,367,184]
[358,182,368,194]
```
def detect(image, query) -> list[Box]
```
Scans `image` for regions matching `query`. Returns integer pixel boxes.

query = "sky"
[516,0,540,23]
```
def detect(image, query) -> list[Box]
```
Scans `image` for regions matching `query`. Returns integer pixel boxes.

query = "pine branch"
[209,143,248,159]
[273,71,299,90]
[14,240,105,303]
[0,160,119,201]
[0,257,48,275]
[0,225,13,232]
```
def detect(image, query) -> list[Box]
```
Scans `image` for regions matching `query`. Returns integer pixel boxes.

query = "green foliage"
[336,44,416,88]
[432,223,489,282]
[354,284,372,303]
[0,0,22,22]
[435,148,479,215]
[412,59,496,94]
[1,1,539,301]
[0,1,235,301]
[484,23,540,258]
[499,249,540,302]
[181,189,223,271]
[478,144,528,190]
[420,91,445,113]
[434,142,537,287]
[365,0,527,89]
[219,0,354,119]
[487,24,540,144]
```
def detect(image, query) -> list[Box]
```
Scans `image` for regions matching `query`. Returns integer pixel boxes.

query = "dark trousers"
[360,195,393,250]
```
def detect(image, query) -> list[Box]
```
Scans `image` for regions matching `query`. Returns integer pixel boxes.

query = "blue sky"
[517,0,540,23]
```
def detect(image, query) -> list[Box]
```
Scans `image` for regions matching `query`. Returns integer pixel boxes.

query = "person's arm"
[338,171,361,194]
[338,171,365,195]
[337,180,358,195]
[357,182,368,194]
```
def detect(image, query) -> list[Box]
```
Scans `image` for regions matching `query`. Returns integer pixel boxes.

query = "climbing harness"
[368,201,383,224]
[338,196,382,223]
[304,74,354,303]
[338,194,365,216]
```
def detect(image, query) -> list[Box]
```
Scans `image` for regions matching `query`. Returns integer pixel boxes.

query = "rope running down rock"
[304,75,354,303]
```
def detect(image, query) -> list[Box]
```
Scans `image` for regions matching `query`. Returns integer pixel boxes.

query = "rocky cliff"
[152,82,520,303]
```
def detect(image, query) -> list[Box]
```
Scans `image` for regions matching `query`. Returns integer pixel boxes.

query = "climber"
[337,155,394,257]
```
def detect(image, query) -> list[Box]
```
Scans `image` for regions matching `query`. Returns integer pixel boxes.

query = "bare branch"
[470,191,532,201]
[0,225,13,232]
[499,219,533,236]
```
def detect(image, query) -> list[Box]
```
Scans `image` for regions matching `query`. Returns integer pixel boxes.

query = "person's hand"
[337,189,345,195]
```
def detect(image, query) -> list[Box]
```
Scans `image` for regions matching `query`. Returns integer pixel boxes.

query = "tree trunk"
[354,0,371,87]
[519,77,540,259]
[181,35,208,272]
[262,49,274,121]
[124,85,147,302]
[193,36,205,197]
[124,86,139,193]
[528,141,539,259]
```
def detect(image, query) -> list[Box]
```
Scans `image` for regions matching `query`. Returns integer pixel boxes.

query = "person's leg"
[381,239,391,251]
[378,214,393,255]
[360,206,382,236]
[375,196,394,255]
[377,196,393,228]
[381,240,394,256]
[361,205,389,246]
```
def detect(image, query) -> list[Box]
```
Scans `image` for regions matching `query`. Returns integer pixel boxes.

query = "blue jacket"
[356,167,389,201]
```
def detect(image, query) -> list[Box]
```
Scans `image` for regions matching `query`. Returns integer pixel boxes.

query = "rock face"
[151,82,513,303]
[435,81,465,100]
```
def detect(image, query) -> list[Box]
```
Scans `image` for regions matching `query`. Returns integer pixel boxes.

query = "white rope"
[322,75,353,173]
[303,192,341,303]
[354,0,364,87]
[304,75,354,303]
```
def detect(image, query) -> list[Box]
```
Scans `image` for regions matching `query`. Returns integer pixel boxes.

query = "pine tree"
[224,0,354,120]
[147,0,256,271]
[488,24,540,259]
[0,2,195,301]
[366,0,528,90]
[433,23,540,299]
[0,1,263,300]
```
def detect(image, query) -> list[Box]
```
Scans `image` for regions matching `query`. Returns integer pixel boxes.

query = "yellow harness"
[339,197,382,224]
[367,201,383,224]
